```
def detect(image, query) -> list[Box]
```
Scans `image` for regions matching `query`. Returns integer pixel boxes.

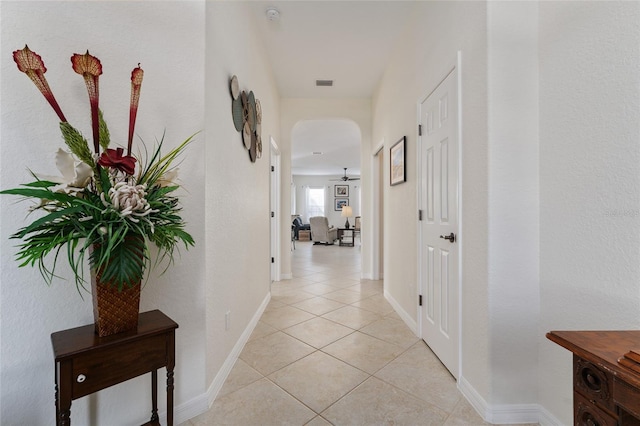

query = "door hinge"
[418,210,423,221]
[271,257,275,264]
[419,124,422,136]
[271,211,275,218]
[271,166,275,172]
[419,295,423,306]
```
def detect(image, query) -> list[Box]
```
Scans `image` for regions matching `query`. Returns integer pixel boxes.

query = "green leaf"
[91,236,147,291]
[0,187,74,202]
[16,205,84,237]
[60,122,95,167]
[98,109,110,151]
[137,132,198,186]
[98,166,111,193]
[23,180,58,188]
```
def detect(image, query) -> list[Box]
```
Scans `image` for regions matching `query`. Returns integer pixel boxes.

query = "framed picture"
[335,198,349,211]
[390,136,406,186]
[334,185,349,197]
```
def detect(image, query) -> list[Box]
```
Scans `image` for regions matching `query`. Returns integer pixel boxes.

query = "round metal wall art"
[240,91,249,119]
[230,75,240,100]
[249,132,257,163]
[229,75,263,163]
[255,99,262,124]
[256,135,263,159]
[247,91,257,132]
[232,97,244,131]
[242,121,252,150]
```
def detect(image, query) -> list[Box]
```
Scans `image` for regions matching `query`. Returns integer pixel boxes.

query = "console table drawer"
[72,333,168,399]
[574,356,616,414]
[574,391,617,426]
[614,377,640,419]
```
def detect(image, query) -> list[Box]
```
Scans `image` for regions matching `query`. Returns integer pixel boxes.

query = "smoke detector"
[266,8,280,21]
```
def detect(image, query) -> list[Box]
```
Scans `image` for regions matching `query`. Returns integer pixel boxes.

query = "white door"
[419,67,459,378]
[270,137,281,283]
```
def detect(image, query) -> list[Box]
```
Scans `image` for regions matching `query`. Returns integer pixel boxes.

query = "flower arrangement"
[2,46,195,293]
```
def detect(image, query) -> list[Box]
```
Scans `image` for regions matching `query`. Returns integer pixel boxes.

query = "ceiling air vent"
[316,80,333,87]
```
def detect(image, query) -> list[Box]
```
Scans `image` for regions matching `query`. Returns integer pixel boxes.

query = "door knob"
[440,233,455,243]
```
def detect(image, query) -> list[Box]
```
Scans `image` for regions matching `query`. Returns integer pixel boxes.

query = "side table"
[337,228,354,247]
[51,310,178,426]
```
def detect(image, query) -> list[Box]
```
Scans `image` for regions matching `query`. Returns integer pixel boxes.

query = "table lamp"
[341,205,353,229]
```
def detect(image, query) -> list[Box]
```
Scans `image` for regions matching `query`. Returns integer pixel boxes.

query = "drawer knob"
[76,374,86,383]
[582,368,602,391]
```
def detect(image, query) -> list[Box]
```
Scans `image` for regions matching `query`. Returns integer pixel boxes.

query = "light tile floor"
[184,241,536,425]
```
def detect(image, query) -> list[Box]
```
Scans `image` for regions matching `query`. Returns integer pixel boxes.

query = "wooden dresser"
[547,330,640,425]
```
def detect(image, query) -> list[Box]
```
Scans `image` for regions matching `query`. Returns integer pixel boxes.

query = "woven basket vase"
[90,245,142,337]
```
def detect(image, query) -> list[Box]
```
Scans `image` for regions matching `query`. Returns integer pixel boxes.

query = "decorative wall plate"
[229,76,263,163]
[232,97,244,131]
[249,132,257,163]
[230,75,240,100]
[241,91,249,120]
[256,135,262,159]
[247,91,257,132]
[242,121,252,150]
[255,99,262,124]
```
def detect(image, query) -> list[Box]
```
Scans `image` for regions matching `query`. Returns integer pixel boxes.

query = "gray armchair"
[309,216,337,245]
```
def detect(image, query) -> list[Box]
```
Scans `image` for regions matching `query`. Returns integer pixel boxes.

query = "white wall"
[292,175,361,227]
[538,2,640,424]
[0,2,206,424]
[487,1,540,412]
[375,2,640,422]
[373,0,492,404]
[205,0,280,398]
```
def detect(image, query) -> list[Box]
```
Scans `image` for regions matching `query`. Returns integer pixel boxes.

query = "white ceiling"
[248,1,416,176]
[291,119,361,176]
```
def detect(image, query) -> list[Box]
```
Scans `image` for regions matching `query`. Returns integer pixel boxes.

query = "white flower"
[156,169,179,187]
[37,149,93,195]
[100,182,156,224]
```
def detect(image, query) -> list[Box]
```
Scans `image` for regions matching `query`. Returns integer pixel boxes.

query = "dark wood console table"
[547,330,640,425]
[51,310,178,426]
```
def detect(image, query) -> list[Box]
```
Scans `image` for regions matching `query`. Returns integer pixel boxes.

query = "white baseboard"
[206,292,271,407]
[487,403,542,424]
[361,273,373,280]
[171,392,209,426]
[160,292,271,424]
[383,290,418,335]
[280,273,293,280]
[537,406,563,426]
[458,376,551,425]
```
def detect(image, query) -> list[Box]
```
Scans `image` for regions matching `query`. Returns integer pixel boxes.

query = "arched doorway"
[291,119,361,233]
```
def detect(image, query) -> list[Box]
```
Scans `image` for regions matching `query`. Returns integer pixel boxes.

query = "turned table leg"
[167,331,175,426]
[150,370,159,423]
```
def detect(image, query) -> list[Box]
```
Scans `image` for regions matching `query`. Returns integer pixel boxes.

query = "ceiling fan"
[331,168,360,182]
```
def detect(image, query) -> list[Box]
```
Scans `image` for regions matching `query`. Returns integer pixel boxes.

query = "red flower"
[128,65,144,155]
[98,147,137,176]
[71,51,102,154]
[13,45,67,122]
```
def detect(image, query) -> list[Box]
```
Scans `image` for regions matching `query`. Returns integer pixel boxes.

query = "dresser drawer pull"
[583,369,602,391]
[76,374,86,383]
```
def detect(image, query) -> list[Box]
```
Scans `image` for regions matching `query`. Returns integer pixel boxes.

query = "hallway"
[186,242,491,425]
